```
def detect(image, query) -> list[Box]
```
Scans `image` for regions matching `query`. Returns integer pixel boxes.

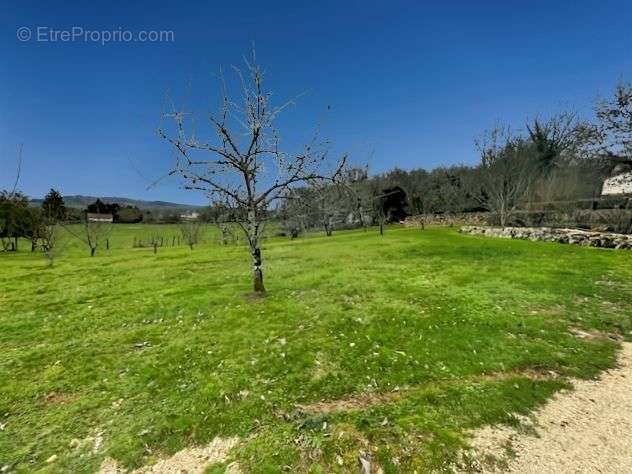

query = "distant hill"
[29,195,204,213]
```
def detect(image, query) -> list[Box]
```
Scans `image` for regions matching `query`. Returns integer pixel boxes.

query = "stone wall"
[404,213,488,228]
[460,226,632,249]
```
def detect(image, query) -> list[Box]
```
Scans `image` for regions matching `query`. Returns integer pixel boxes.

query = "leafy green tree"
[0,191,29,251]
[116,205,143,223]
[87,199,120,218]
[41,188,67,221]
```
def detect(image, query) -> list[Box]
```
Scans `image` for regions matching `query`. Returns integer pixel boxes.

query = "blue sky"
[1,0,631,204]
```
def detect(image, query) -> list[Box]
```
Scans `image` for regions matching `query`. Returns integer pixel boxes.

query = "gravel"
[467,342,632,473]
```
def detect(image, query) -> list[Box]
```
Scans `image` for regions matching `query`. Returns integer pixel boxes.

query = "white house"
[179,211,200,221]
[602,168,632,196]
[86,213,114,223]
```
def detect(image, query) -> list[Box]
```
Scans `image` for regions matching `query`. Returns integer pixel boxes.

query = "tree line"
[0,188,66,257]
[277,81,632,234]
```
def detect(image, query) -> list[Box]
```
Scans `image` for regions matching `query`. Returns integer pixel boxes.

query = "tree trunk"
[252,247,265,292]
[499,195,507,227]
[90,247,96,257]
[248,208,265,293]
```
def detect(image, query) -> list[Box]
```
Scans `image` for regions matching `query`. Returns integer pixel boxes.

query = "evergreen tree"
[42,188,66,221]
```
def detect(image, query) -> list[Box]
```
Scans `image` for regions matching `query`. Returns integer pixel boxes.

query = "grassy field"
[1,224,631,472]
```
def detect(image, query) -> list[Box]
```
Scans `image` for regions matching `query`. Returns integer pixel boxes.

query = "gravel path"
[468,342,632,473]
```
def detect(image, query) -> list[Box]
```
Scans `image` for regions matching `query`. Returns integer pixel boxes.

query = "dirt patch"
[296,390,402,414]
[242,291,267,302]
[569,326,622,342]
[99,436,239,474]
[43,391,76,405]
[298,369,557,415]
[476,368,559,382]
[460,342,632,473]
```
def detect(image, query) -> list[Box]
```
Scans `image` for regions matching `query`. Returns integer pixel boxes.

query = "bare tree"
[594,81,632,163]
[374,193,387,235]
[318,185,341,237]
[179,220,202,250]
[522,112,598,208]
[64,217,112,257]
[575,81,632,195]
[295,181,349,237]
[159,52,347,292]
[149,233,163,253]
[337,168,378,231]
[84,219,112,257]
[430,168,469,226]
[473,126,535,227]
[280,190,310,237]
[526,111,584,172]
[217,222,238,245]
[209,204,241,245]
[40,222,60,265]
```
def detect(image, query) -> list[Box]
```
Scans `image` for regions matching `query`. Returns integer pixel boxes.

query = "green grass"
[1,225,631,472]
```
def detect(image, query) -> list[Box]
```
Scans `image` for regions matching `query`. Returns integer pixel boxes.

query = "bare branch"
[9,144,23,198]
